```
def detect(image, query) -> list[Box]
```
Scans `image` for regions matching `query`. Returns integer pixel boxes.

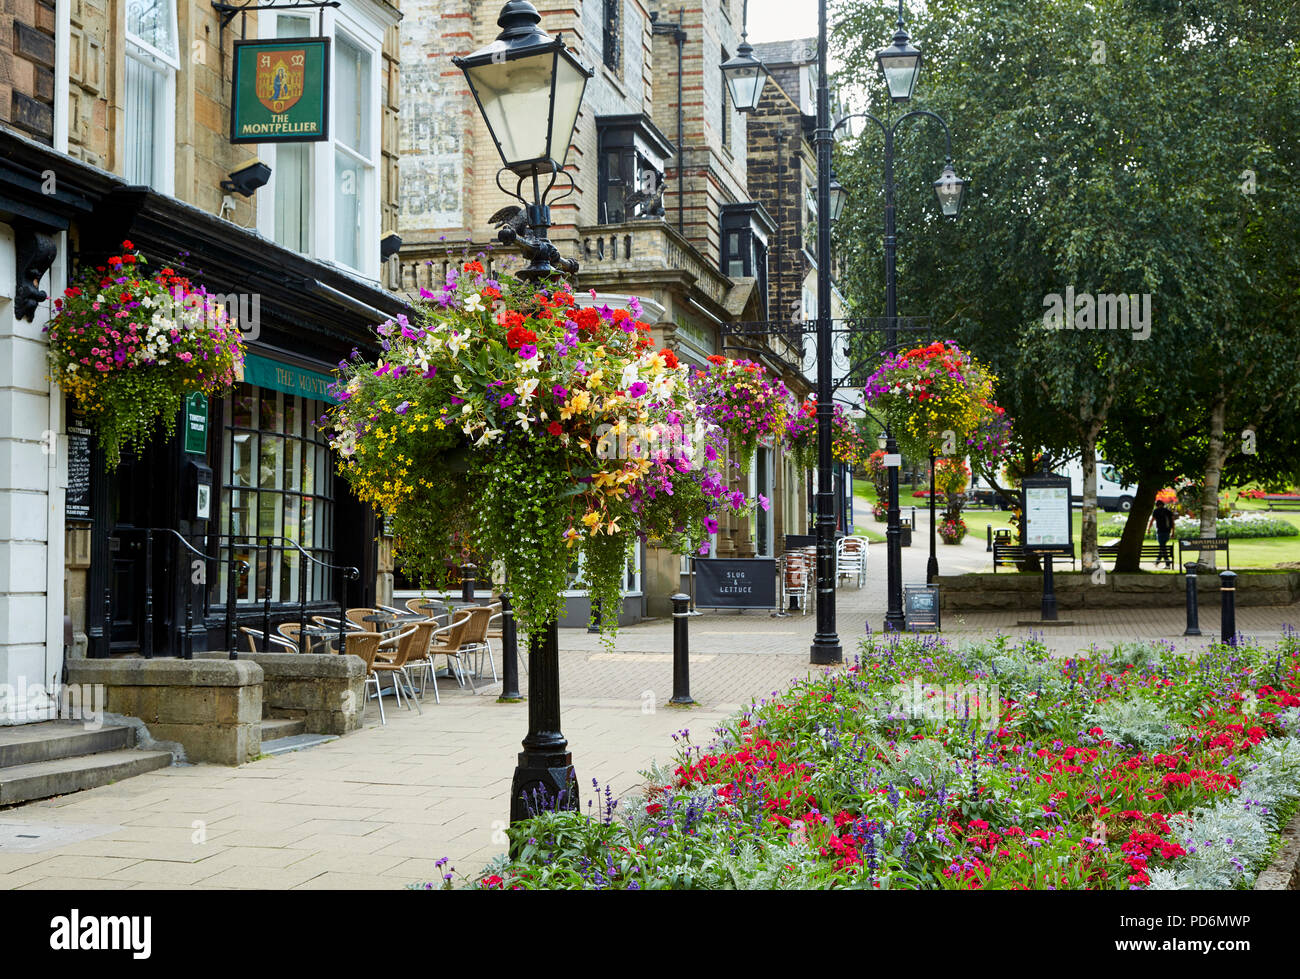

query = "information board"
[184,392,208,455]
[1022,473,1073,552]
[904,584,940,631]
[694,558,777,610]
[65,414,92,520]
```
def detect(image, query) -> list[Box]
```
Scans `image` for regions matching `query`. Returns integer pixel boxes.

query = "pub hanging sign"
[231,38,330,144]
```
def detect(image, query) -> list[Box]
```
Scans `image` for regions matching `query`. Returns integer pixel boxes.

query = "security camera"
[221,160,272,197]
[380,231,402,261]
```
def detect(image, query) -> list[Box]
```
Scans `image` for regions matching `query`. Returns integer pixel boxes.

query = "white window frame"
[124,0,179,194]
[256,7,384,281]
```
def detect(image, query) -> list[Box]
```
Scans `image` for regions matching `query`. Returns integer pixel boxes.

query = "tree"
[831,0,1300,573]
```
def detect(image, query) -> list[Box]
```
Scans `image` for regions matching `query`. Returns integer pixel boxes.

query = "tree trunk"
[1113,478,1160,573]
[1080,440,1100,572]
[1197,395,1230,570]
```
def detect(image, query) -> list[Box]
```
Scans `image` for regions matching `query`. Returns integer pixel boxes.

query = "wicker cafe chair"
[427,614,476,698]
[373,626,423,714]
[278,622,310,653]
[390,619,440,701]
[344,631,388,724]
[346,607,379,631]
[240,626,298,653]
[455,606,495,684]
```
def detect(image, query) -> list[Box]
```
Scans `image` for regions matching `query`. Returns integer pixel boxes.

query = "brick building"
[396,0,816,620]
[1,0,407,724]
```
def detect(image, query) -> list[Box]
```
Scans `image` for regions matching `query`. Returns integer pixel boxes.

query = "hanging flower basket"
[324,262,752,637]
[863,341,1009,464]
[785,398,865,472]
[688,355,792,465]
[45,242,245,469]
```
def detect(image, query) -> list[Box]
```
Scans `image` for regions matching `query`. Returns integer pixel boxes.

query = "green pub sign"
[231,38,330,144]
[184,391,209,455]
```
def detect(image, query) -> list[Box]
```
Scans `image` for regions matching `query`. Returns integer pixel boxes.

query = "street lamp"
[454,0,592,823]
[828,174,848,223]
[721,1,770,114]
[875,4,923,103]
[454,1,593,283]
[815,3,967,633]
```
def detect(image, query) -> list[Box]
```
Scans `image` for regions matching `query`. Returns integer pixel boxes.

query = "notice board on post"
[693,558,777,610]
[903,584,941,632]
[1022,473,1073,553]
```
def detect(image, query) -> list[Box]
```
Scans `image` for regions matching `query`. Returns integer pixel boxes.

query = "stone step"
[0,720,134,770]
[260,717,305,741]
[0,749,174,806]
[260,733,339,756]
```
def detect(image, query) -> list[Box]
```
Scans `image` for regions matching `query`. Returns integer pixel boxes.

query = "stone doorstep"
[0,721,133,769]
[1255,808,1300,890]
[0,749,174,806]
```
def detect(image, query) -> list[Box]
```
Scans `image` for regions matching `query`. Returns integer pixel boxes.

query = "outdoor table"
[300,626,348,652]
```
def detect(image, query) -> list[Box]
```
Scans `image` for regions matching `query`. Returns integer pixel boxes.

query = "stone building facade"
[396,0,815,620]
[1,0,407,725]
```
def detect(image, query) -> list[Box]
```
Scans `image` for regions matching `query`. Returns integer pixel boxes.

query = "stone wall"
[251,652,365,735]
[937,572,1300,611]
[67,658,264,764]
[0,0,57,144]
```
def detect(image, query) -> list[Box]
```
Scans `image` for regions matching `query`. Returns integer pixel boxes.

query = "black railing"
[101,530,358,660]
[212,534,360,659]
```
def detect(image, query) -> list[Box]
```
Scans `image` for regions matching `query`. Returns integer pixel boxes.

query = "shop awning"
[242,352,340,402]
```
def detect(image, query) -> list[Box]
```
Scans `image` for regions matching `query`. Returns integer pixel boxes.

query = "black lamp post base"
[508,750,579,824]
[810,640,842,664]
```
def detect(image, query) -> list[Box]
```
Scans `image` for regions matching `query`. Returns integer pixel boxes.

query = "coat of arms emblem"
[256,50,306,114]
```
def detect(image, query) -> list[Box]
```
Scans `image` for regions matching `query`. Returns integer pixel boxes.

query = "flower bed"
[1103,513,1300,540]
[469,632,1300,889]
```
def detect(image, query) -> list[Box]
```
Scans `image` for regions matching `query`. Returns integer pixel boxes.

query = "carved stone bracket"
[14,221,58,322]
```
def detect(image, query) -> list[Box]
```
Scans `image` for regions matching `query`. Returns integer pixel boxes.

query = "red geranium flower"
[121,240,134,250]
[547,421,563,437]
[659,348,679,369]
[706,354,727,365]
[506,325,537,349]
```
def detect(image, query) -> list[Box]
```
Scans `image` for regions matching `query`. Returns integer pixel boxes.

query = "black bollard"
[670,593,694,705]
[587,598,601,634]
[1040,552,1059,621]
[498,591,522,702]
[461,563,477,603]
[1220,569,1237,646]
[1183,563,1201,636]
[986,523,993,553]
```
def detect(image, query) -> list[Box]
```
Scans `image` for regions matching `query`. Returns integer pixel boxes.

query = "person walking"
[1150,500,1176,568]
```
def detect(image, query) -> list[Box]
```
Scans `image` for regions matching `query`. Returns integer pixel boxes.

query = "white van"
[1061,455,1137,512]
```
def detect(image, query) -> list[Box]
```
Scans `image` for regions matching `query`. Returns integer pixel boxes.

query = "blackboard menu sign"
[65,414,93,521]
[694,558,777,609]
[784,534,817,550]
[904,584,940,631]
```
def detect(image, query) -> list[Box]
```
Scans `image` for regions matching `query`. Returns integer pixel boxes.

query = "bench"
[992,543,1077,572]
[1265,496,1300,510]
[1098,541,1171,566]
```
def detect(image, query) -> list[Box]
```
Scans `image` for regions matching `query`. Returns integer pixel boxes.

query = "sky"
[746,0,821,44]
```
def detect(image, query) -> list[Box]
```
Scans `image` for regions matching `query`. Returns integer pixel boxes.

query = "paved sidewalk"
[1,530,1295,889]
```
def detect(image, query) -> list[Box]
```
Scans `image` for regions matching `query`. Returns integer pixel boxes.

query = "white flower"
[462,293,485,313]
[474,428,502,447]
[516,412,534,430]
[515,377,539,401]
[446,332,465,356]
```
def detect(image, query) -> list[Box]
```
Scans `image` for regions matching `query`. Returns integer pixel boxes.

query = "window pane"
[124,56,160,186]
[274,142,312,253]
[231,433,253,486]
[335,36,371,156]
[334,151,363,270]
[127,0,176,58]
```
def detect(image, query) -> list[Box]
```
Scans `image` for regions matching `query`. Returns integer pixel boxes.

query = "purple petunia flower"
[499,393,517,408]
[395,401,410,415]
[518,344,537,360]
[628,381,648,398]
